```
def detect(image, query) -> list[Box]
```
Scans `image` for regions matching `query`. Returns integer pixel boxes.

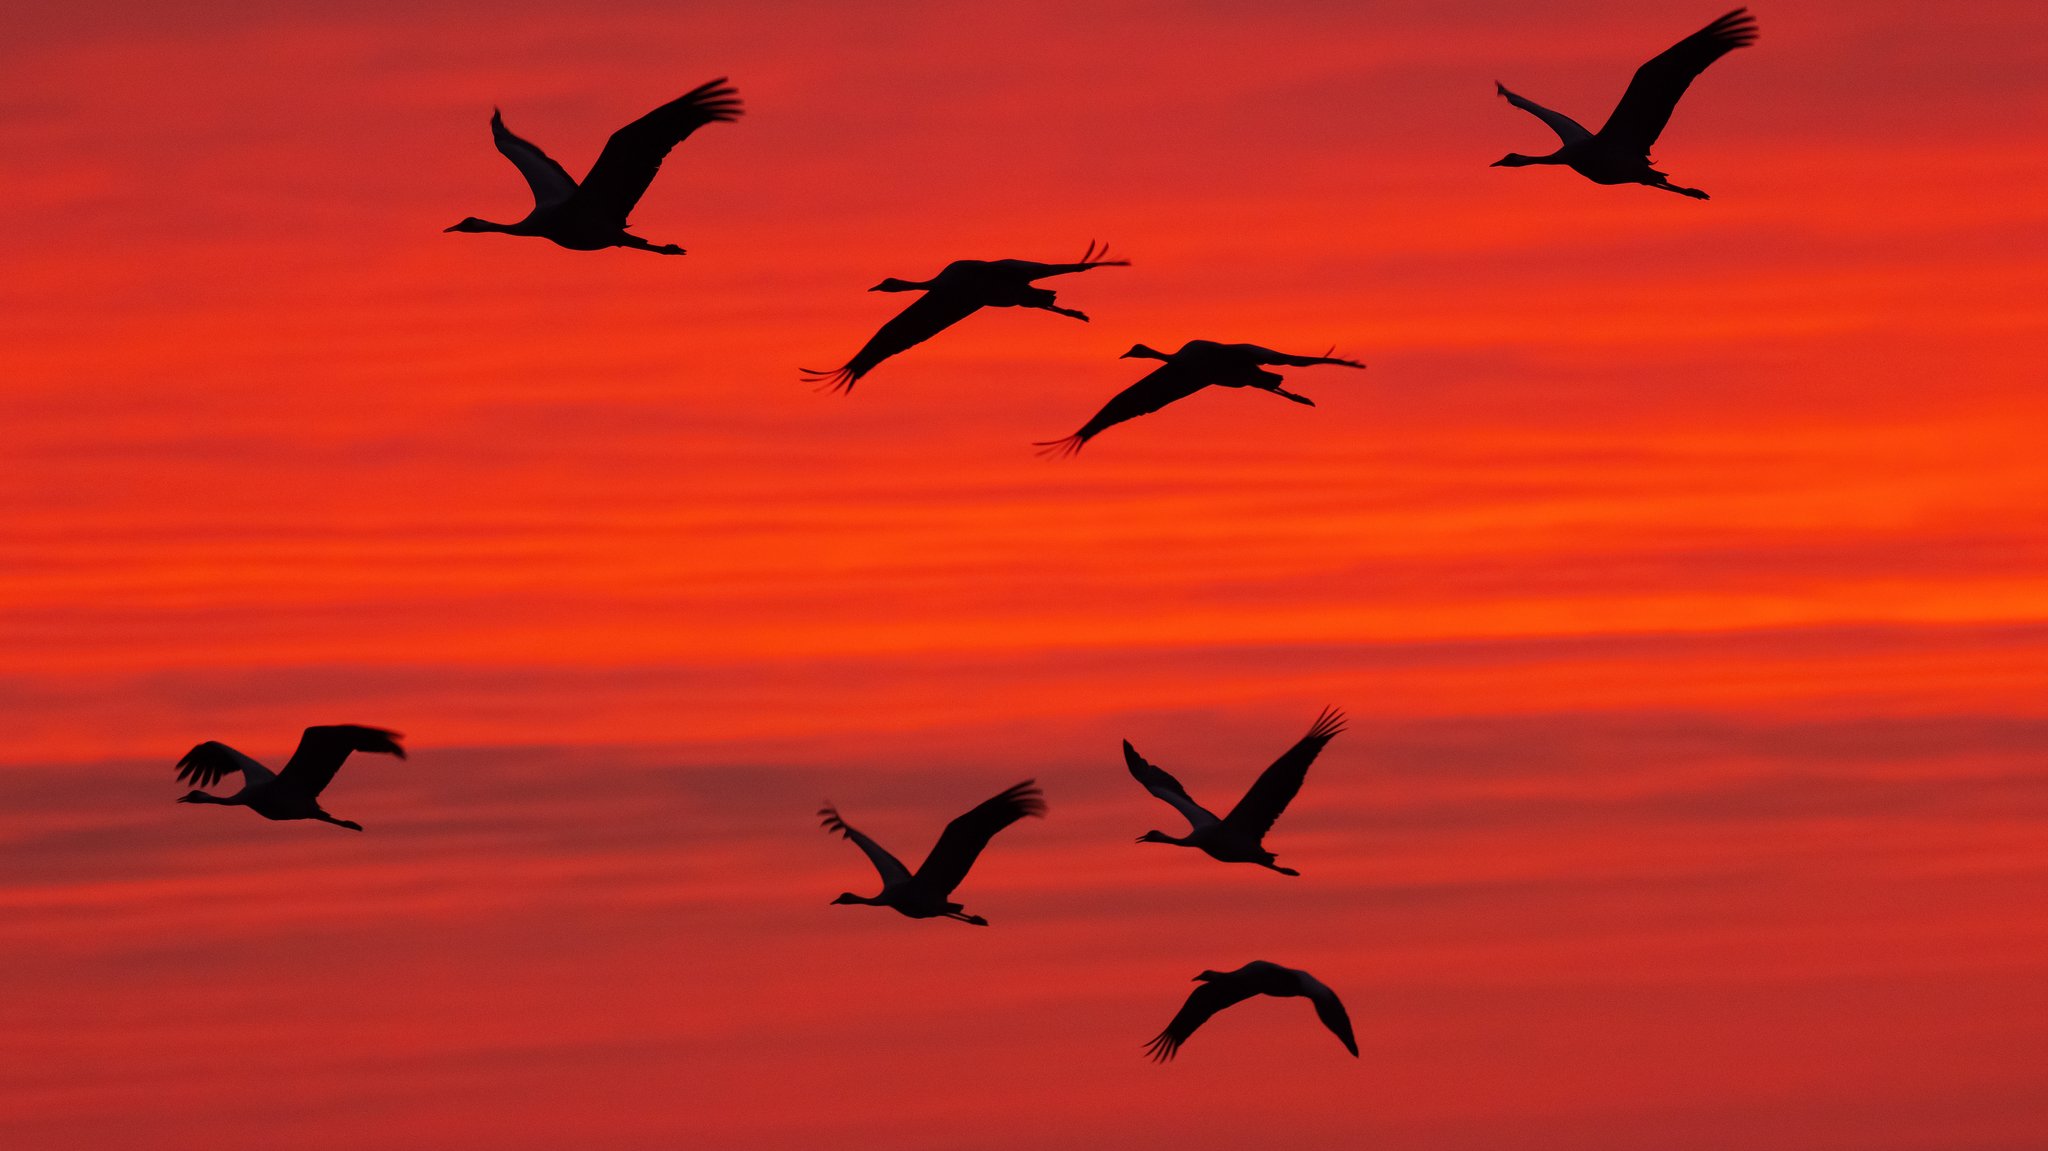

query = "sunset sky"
[4,1,2047,1147]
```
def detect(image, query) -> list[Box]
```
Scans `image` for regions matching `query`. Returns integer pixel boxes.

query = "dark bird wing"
[272,725,405,797]
[1298,971,1361,1057]
[1033,361,1211,456]
[569,78,743,230]
[1232,343,1367,370]
[1143,978,1264,1062]
[1221,708,1345,841]
[801,289,985,393]
[1124,741,1220,830]
[174,742,275,790]
[991,240,1131,281]
[1597,8,1757,154]
[910,780,1046,898]
[1494,82,1592,144]
[490,110,578,210]
[819,805,914,888]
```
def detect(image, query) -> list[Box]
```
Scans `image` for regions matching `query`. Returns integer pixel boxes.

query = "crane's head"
[1135,830,1177,846]
[1490,153,1542,167]
[831,892,867,906]
[443,217,500,233]
[1193,969,1223,982]
[869,277,923,293]
[1121,343,1172,361]
[175,789,221,805]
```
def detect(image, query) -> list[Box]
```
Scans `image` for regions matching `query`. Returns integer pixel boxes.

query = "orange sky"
[4,2,2048,1147]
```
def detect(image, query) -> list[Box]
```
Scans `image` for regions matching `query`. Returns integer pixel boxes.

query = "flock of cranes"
[180,8,1762,1065]
[177,712,1361,1059]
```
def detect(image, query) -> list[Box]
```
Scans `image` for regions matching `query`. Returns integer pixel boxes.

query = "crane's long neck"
[179,791,245,806]
[445,217,523,234]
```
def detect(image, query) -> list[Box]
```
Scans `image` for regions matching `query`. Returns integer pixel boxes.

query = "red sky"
[4,2,2047,1147]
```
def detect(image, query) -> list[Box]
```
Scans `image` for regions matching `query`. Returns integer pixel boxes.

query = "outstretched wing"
[174,742,275,790]
[911,780,1045,899]
[490,109,578,210]
[801,290,985,393]
[990,240,1132,282]
[1299,972,1361,1057]
[1123,741,1219,830]
[1233,343,1368,370]
[273,725,405,797]
[1494,82,1592,144]
[1142,979,1263,1062]
[1221,708,1345,841]
[818,805,914,888]
[1598,8,1757,154]
[570,78,743,230]
[1033,361,1211,457]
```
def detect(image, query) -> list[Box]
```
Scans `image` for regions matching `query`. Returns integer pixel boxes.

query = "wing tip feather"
[1142,1032,1180,1063]
[1001,779,1048,819]
[800,365,858,394]
[1307,706,1348,742]
[1032,433,1087,458]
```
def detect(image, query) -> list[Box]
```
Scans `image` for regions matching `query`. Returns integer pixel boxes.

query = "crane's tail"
[799,365,859,394]
[1033,433,1089,459]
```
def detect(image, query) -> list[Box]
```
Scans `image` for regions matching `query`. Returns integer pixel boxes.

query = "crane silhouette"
[1144,961,1359,1062]
[445,78,741,253]
[801,242,1128,393]
[819,780,1045,925]
[1036,341,1363,456]
[1125,708,1345,875]
[174,725,405,831]
[1491,9,1757,199]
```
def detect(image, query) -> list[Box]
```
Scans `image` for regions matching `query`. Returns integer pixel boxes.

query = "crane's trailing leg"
[1651,180,1709,200]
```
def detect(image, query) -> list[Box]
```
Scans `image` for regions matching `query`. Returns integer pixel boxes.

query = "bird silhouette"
[1125,708,1344,875]
[445,78,741,253]
[1144,960,1359,1062]
[819,780,1045,925]
[174,725,405,831]
[1035,340,1364,456]
[1491,9,1757,199]
[801,242,1128,393]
